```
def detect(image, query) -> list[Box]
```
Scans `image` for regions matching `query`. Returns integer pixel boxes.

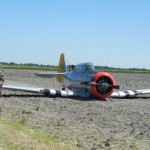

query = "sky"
[0,0,150,69]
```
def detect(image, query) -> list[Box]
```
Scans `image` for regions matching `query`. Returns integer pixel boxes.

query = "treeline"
[0,62,56,68]
[95,66,150,74]
[0,62,57,71]
[95,66,148,71]
[1,62,150,73]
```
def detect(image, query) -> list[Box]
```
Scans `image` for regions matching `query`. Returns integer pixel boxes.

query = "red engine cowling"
[90,72,115,99]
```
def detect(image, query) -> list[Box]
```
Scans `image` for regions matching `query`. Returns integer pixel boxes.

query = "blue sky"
[0,0,150,69]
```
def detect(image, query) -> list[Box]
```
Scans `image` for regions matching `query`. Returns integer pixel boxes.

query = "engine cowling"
[90,72,115,99]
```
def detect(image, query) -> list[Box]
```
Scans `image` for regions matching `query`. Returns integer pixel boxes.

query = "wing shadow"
[1,94,48,98]
[0,94,105,101]
[1,94,149,101]
[113,96,150,99]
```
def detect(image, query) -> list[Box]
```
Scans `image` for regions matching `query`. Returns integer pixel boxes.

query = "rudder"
[56,53,66,82]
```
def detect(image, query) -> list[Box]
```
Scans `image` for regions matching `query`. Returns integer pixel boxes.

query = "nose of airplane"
[90,72,115,99]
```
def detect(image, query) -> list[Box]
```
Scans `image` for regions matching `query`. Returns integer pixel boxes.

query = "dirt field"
[1,69,150,150]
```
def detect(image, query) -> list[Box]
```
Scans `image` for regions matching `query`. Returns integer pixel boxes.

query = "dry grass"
[0,117,83,150]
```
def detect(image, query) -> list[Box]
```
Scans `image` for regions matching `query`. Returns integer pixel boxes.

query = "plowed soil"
[0,69,150,150]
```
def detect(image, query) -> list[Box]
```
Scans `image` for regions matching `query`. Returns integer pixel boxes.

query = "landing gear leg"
[0,87,1,96]
[0,81,3,97]
[62,86,65,91]
[0,66,4,97]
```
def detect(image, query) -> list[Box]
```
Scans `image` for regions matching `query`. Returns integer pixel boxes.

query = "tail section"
[56,53,66,82]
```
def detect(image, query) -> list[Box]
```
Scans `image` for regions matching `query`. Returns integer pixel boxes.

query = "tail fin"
[56,53,66,82]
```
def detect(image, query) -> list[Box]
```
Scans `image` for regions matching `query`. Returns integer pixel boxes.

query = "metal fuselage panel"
[63,63,98,92]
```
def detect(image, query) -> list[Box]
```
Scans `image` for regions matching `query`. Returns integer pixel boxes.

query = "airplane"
[1,53,150,99]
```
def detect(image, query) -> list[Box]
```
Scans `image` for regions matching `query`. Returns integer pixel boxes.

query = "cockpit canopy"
[74,63,97,74]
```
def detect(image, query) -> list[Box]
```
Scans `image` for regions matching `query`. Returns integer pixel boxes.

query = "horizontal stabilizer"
[34,72,65,78]
[110,89,150,98]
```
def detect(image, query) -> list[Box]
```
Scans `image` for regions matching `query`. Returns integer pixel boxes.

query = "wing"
[110,89,150,98]
[2,85,150,98]
[2,85,44,93]
[2,85,74,97]
[34,72,65,78]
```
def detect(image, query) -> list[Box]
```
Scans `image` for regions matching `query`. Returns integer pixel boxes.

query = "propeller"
[81,81,120,89]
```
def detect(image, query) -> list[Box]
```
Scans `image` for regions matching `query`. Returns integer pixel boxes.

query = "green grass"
[0,117,84,150]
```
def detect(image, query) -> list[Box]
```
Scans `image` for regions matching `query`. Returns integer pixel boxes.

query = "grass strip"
[0,117,83,150]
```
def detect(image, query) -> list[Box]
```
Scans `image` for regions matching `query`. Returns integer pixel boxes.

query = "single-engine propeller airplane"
[2,53,150,99]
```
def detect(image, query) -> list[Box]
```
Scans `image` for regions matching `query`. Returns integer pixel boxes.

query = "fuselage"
[62,62,116,99]
[63,63,98,91]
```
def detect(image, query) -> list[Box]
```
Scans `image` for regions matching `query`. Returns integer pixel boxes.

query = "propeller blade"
[81,82,120,89]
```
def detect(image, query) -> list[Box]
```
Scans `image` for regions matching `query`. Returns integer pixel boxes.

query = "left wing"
[2,85,74,97]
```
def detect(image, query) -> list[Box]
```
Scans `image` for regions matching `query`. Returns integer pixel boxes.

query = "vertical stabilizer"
[56,53,66,82]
